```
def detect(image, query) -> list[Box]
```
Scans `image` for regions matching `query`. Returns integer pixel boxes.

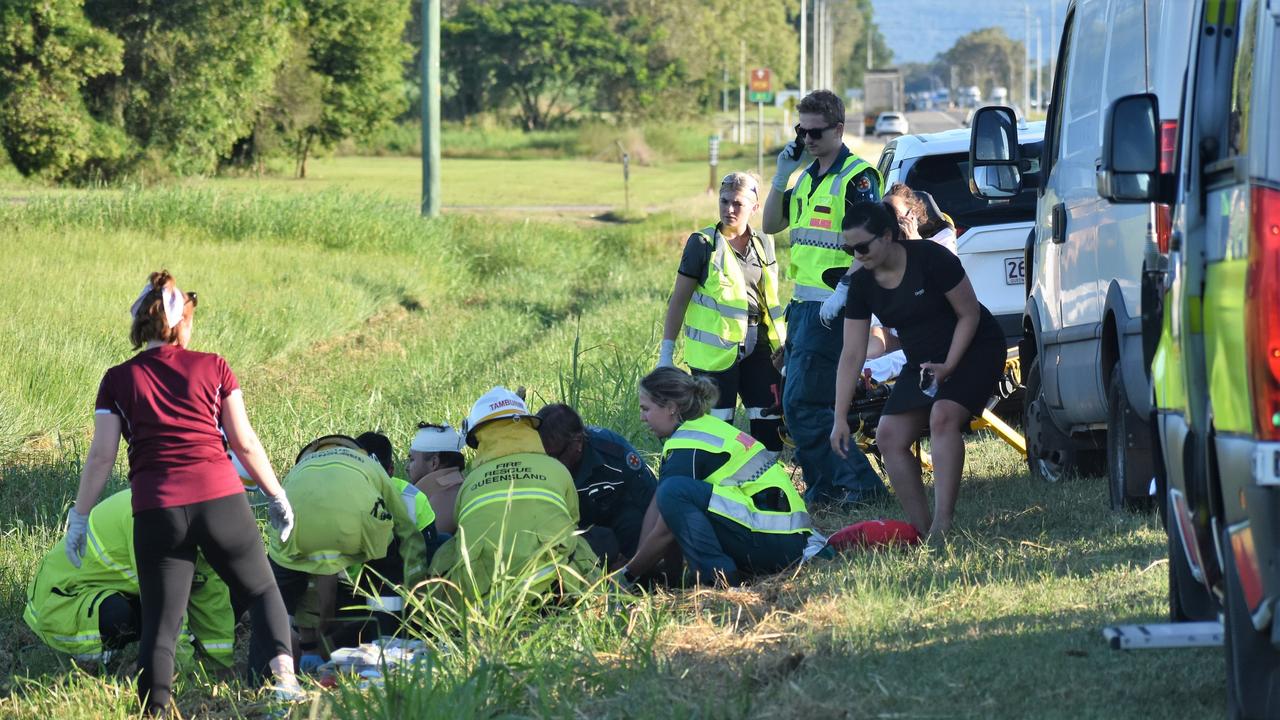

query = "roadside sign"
[749,68,773,104]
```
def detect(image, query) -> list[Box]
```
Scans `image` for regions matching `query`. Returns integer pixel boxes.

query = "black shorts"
[883,338,1005,417]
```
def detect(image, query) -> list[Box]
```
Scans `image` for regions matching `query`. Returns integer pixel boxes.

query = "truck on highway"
[861,69,903,135]
[1097,1,1280,716]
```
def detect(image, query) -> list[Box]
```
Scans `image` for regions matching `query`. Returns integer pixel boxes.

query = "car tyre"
[1024,357,1100,482]
[1106,361,1155,511]
[1222,528,1280,719]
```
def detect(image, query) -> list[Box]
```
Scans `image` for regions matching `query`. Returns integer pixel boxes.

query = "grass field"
[0,176,1225,718]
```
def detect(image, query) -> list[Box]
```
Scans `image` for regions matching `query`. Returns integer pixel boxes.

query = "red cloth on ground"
[94,345,244,513]
[828,519,921,550]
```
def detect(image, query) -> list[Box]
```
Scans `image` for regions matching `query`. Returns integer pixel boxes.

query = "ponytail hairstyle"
[914,189,955,238]
[129,270,195,349]
[841,199,903,242]
[638,367,719,422]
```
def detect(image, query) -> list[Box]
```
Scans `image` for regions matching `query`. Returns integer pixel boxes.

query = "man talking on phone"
[761,89,885,506]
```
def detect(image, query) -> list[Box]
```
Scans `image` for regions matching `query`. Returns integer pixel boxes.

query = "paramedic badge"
[856,175,873,192]
[626,452,643,471]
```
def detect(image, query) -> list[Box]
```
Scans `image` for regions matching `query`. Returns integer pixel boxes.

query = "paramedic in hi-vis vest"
[761,89,886,506]
[659,171,787,453]
[428,387,599,602]
[620,368,813,587]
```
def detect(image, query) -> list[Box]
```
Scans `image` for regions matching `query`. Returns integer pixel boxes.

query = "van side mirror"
[1097,93,1159,203]
[968,106,1023,199]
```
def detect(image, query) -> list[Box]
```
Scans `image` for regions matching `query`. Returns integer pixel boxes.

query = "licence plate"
[1004,256,1025,285]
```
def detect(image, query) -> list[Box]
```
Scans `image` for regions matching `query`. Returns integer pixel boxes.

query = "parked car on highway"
[875,122,1046,349]
[873,112,909,137]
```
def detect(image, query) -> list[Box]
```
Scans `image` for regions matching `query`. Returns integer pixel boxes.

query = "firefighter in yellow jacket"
[429,387,598,601]
[24,488,235,668]
[267,435,429,665]
[659,171,787,452]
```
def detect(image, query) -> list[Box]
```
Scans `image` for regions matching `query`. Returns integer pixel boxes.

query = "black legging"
[133,492,291,716]
[693,337,785,451]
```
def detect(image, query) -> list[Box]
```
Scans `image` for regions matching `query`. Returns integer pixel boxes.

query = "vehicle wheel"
[1167,499,1216,622]
[1023,357,1096,481]
[1107,361,1155,511]
[1222,528,1280,719]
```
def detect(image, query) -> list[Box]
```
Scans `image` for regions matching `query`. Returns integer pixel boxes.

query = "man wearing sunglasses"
[761,89,886,506]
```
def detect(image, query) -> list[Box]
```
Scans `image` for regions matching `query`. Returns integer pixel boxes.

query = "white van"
[967,0,1195,508]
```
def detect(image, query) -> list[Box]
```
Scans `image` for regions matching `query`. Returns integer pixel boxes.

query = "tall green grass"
[0,187,1226,719]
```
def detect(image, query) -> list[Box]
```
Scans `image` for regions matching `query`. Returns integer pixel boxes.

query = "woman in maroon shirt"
[64,271,300,716]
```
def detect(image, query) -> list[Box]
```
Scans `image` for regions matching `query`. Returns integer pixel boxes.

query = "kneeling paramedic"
[429,387,598,601]
[25,488,236,670]
[623,367,814,587]
[267,435,430,670]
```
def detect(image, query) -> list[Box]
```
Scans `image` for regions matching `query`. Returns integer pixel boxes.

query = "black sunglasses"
[841,239,875,256]
[417,421,448,431]
[794,123,840,140]
[186,291,198,307]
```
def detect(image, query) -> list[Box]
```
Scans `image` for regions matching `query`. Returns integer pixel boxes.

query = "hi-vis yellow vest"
[662,415,811,534]
[683,226,787,372]
[787,155,881,302]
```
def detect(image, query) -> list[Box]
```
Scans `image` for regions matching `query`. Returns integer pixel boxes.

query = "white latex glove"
[773,141,806,190]
[657,339,676,368]
[267,493,295,543]
[820,280,850,326]
[65,507,89,569]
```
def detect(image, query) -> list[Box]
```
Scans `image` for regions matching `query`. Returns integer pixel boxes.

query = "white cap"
[410,424,463,454]
[462,386,538,447]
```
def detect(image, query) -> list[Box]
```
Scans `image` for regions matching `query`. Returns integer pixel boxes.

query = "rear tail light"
[1228,521,1264,613]
[1159,120,1178,174]
[1246,185,1280,439]
[1155,203,1173,254]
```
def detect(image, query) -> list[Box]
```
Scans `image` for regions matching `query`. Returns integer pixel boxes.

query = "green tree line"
[1,0,888,182]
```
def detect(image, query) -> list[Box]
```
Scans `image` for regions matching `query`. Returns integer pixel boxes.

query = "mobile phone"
[787,137,804,161]
[919,367,938,398]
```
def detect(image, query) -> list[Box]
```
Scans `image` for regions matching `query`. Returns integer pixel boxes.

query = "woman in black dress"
[828,202,1004,538]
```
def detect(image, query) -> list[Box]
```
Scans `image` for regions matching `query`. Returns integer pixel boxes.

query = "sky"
[870,0,1065,65]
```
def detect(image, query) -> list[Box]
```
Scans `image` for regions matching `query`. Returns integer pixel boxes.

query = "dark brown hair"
[797,90,845,127]
[129,270,193,349]
[535,403,586,447]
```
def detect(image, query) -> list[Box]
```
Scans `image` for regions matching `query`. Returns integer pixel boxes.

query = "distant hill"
[870,0,1061,65]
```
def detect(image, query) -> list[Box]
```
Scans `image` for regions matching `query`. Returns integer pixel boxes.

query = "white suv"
[875,122,1045,348]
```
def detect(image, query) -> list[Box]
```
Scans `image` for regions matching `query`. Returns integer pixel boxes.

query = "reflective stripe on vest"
[788,156,878,301]
[400,484,420,526]
[86,524,135,583]
[682,227,787,372]
[662,416,810,535]
[667,428,727,449]
[457,487,570,523]
[708,494,812,533]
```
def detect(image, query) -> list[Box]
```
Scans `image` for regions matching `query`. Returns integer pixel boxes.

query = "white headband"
[130,283,185,329]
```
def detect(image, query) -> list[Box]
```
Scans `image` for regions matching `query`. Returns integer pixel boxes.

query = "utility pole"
[814,0,823,90]
[1036,17,1043,109]
[1023,2,1031,115]
[738,39,746,144]
[420,0,440,217]
[799,0,807,98]
[825,1,833,90]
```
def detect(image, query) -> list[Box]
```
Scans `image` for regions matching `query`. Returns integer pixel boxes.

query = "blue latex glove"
[298,653,325,674]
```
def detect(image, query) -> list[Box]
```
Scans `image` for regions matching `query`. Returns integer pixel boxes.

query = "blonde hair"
[639,367,719,421]
[720,171,760,200]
